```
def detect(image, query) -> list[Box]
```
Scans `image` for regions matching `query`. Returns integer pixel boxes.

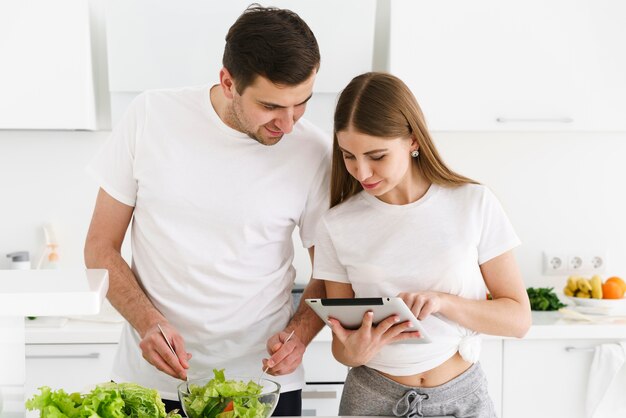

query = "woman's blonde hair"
[331,72,477,208]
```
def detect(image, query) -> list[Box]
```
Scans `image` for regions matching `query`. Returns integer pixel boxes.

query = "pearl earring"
[411,150,419,158]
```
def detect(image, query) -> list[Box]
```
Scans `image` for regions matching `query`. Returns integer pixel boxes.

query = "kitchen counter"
[311,310,626,341]
[523,310,626,339]
[25,318,124,344]
[25,299,125,344]
[23,311,626,344]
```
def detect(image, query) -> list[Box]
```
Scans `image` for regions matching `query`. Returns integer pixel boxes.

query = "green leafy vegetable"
[24,387,82,418]
[527,287,566,311]
[182,369,272,418]
[25,382,181,418]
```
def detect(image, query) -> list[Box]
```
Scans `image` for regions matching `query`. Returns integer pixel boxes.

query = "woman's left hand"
[398,291,446,320]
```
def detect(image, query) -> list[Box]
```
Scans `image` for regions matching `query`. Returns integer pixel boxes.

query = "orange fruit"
[602,281,625,299]
[606,277,626,293]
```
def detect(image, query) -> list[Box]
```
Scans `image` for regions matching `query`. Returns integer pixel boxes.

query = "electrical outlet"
[568,255,583,271]
[590,255,606,270]
[543,250,608,276]
[543,252,567,275]
[577,251,608,274]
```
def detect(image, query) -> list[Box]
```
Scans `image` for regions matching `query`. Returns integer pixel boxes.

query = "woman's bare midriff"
[377,351,472,388]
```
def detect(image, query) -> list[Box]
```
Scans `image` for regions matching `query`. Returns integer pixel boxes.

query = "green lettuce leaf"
[25,386,81,418]
[25,382,181,418]
[80,384,125,418]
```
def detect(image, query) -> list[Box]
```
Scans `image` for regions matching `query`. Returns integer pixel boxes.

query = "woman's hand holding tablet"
[305,297,432,344]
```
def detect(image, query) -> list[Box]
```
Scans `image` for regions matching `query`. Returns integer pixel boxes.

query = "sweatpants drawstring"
[392,389,430,418]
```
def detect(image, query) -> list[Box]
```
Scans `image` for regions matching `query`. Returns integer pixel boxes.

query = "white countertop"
[23,311,626,345]
[25,318,124,344]
[524,310,626,339]
[24,299,124,344]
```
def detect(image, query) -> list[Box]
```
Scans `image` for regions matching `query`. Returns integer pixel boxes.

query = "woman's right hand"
[327,311,420,366]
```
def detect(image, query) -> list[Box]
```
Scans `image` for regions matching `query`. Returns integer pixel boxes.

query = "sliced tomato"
[223,400,234,412]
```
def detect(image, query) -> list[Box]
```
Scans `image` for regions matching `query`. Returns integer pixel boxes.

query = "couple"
[85,5,531,418]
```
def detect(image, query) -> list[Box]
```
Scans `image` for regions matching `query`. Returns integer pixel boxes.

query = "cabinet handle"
[565,346,595,353]
[496,117,573,123]
[26,352,101,359]
[302,391,337,399]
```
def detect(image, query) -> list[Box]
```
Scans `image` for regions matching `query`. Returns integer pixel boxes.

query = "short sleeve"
[85,93,147,206]
[298,151,331,248]
[312,217,349,283]
[477,188,521,265]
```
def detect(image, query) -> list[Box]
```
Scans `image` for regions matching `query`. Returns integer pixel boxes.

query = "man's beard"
[227,101,282,146]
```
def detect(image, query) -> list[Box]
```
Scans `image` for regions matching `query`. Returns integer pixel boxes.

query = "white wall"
[2,0,626,289]
[0,131,108,270]
[3,121,626,287]
[434,131,626,288]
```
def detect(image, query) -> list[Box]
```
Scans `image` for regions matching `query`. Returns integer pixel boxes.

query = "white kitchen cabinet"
[389,0,626,131]
[501,338,617,418]
[301,333,347,416]
[24,343,117,418]
[479,338,503,418]
[0,0,98,130]
[302,337,349,383]
[105,0,375,94]
[302,383,344,417]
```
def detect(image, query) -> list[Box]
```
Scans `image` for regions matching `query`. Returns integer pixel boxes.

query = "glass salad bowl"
[177,370,280,418]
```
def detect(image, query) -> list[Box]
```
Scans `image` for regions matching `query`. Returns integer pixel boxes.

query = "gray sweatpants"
[339,363,496,418]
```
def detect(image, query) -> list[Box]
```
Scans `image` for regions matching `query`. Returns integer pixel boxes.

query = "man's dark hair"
[223,4,320,93]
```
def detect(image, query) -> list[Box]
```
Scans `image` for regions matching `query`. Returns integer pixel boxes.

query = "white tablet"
[305,297,432,344]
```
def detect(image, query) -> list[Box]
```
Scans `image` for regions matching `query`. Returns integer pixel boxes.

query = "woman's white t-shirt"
[313,183,520,375]
[87,85,331,398]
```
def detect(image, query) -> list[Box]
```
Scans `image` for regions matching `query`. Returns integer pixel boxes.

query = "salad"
[181,370,274,418]
[25,382,181,418]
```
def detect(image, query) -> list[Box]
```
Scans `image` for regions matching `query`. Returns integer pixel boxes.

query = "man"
[84,5,329,415]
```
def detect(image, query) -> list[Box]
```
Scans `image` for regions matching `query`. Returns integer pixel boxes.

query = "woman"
[312,72,531,418]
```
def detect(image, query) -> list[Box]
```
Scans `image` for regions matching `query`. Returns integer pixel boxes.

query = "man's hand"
[262,330,305,376]
[138,322,192,380]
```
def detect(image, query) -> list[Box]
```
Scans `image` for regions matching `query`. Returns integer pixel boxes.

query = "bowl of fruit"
[178,369,280,418]
[564,275,626,308]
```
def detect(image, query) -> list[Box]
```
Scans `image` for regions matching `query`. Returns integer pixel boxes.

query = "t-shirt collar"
[360,182,440,212]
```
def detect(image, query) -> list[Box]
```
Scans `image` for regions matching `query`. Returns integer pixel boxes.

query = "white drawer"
[25,343,117,416]
[302,383,343,416]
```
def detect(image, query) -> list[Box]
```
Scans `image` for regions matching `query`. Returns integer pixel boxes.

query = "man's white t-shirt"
[313,183,520,376]
[87,85,331,399]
